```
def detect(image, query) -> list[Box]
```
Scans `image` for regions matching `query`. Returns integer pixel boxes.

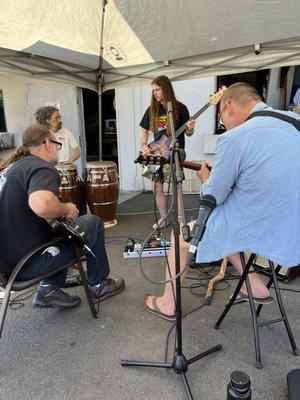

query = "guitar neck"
[180,161,212,171]
[166,102,211,146]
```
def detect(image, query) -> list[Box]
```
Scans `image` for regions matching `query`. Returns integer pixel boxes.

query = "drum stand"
[121,103,222,400]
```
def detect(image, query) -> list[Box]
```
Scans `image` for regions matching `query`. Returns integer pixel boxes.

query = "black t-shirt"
[139,102,190,149]
[0,155,60,274]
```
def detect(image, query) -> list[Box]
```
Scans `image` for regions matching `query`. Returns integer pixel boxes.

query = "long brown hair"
[0,124,52,171]
[149,75,179,132]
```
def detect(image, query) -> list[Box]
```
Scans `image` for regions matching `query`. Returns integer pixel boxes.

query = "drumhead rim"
[85,161,117,168]
[56,163,77,171]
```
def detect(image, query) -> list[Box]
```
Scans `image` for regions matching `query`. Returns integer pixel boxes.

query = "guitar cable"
[138,159,190,286]
[81,244,102,316]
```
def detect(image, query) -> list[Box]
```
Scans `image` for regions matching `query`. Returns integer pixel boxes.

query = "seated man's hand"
[65,203,79,221]
[197,161,210,183]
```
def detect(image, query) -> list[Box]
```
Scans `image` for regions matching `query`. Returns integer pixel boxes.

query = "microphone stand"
[121,102,222,400]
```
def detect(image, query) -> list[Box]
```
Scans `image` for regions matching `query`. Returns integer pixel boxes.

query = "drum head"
[56,163,77,172]
[85,161,117,169]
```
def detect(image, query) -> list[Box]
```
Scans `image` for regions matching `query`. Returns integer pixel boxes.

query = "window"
[0,91,7,132]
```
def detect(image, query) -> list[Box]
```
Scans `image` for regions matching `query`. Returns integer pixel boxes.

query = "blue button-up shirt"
[196,102,300,267]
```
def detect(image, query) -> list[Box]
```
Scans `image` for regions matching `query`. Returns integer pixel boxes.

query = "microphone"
[186,194,217,266]
[167,101,173,113]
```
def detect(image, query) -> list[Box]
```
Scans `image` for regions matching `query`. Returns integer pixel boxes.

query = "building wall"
[0,74,83,172]
[2,70,284,192]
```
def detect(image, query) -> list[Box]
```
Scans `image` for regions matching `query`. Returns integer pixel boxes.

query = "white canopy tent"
[0,0,299,157]
[0,0,299,88]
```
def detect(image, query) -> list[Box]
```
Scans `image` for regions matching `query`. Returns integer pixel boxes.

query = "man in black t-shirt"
[139,76,195,230]
[0,124,125,309]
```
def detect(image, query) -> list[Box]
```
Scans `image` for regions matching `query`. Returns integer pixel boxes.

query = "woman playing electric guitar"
[139,75,195,230]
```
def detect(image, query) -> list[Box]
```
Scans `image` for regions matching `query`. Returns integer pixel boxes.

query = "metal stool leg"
[241,253,262,368]
[256,264,281,317]
[214,253,256,329]
[268,261,298,355]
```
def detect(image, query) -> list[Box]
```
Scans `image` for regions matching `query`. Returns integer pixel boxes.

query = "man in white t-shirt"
[35,106,80,164]
[35,106,87,214]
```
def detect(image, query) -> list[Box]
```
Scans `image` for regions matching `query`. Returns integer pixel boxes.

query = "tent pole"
[97,0,107,161]
[98,86,103,161]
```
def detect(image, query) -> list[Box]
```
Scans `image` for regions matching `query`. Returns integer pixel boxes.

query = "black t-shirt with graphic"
[0,155,60,274]
[139,102,190,149]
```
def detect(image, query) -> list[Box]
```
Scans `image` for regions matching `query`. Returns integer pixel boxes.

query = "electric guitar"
[47,218,86,247]
[143,86,227,159]
[134,153,212,171]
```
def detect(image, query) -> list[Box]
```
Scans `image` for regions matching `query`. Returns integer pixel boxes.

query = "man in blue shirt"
[145,82,300,321]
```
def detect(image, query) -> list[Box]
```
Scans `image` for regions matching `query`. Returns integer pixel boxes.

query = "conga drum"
[56,163,81,209]
[85,161,119,228]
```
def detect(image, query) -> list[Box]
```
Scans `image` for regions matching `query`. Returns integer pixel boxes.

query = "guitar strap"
[246,110,300,132]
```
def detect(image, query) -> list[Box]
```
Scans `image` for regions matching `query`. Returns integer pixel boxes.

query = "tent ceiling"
[0,0,299,89]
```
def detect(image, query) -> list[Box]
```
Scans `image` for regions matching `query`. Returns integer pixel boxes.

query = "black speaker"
[287,369,300,400]
[253,256,300,282]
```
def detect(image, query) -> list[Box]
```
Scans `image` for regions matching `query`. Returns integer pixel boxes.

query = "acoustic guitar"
[143,86,227,159]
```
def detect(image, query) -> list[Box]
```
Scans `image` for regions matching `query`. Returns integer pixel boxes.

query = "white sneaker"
[152,218,170,230]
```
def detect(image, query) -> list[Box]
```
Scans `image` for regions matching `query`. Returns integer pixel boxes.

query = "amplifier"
[0,132,14,149]
[253,255,300,282]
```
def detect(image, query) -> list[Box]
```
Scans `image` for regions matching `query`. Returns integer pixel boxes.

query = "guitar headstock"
[208,86,227,106]
[134,153,169,166]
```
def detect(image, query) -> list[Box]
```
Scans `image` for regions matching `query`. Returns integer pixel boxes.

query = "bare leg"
[228,253,270,298]
[152,181,167,219]
[146,230,189,316]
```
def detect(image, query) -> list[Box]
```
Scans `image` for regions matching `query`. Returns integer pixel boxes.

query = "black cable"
[164,301,207,363]
[82,245,102,316]
[271,286,300,293]
[0,287,36,310]
[106,235,146,242]
[138,161,190,285]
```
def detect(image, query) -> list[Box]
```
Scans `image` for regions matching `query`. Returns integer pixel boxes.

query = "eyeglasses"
[217,104,227,128]
[43,139,62,151]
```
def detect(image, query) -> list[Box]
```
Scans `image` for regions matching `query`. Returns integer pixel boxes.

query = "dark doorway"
[82,88,118,164]
[215,70,270,134]
[218,70,269,101]
[0,91,7,132]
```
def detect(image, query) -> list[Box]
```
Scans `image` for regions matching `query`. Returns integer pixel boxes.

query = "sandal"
[229,290,274,305]
[145,296,176,321]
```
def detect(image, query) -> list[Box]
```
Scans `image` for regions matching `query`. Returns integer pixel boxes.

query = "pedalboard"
[123,238,170,259]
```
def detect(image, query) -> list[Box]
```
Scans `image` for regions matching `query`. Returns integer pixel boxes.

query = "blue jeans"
[16,215,110,287]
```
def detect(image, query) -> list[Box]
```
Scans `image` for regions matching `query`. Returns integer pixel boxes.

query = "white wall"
[116,76,217,191]
[0,74,83,172]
